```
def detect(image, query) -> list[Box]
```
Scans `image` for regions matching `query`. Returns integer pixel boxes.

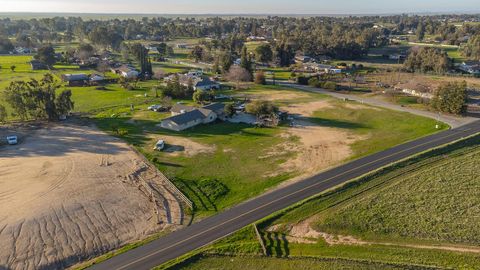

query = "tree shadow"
[303,116,367,130]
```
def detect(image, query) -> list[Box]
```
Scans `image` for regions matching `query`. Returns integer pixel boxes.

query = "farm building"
[112,65,140,79]
[62,74,90,87]
[194,78,220,91]
[161,103,225,131]
[458,61,480,75]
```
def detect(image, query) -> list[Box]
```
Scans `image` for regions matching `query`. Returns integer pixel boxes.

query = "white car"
[6,136,18,145]
[148,105,162,112]
[154,140,165,151]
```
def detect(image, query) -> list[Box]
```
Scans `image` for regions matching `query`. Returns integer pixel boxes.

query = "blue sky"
[1,0,480,14]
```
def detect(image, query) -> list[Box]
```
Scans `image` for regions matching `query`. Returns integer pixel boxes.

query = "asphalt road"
[90,120,480,270]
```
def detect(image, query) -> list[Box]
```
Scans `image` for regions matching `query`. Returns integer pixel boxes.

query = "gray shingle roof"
[203,103,225,112]
[163,109,206,125]
[195,78,219,88]
[63,74,89,81]
[171,104,196,114]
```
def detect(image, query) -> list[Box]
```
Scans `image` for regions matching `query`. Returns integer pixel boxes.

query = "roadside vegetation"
[161,135,480,269]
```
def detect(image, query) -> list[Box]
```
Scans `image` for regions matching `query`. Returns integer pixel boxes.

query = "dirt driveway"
[0,123,183,270]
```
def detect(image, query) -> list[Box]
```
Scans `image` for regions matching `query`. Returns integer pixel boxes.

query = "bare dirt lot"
[273,100,363,184]
[0,123,183,270]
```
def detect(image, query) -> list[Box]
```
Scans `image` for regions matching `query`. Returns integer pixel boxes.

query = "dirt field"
[0,123,184,270]
[148,134,216,157]
[274,100,363,183]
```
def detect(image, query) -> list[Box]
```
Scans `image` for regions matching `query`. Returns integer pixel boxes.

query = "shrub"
[254,71,266,85]
[323,81,337,90]
[198,179,229,201]
[117,128,129,136]
[296,76,309,85]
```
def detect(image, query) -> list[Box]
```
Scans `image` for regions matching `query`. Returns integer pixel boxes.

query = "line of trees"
[2,74,74,121]
[403,47,451,74]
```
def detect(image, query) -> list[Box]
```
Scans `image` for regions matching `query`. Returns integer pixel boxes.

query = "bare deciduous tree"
[226,66,252,89]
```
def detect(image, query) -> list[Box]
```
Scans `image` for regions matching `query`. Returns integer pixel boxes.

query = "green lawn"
[169,256,420,270]
[94,110,298,215]
[310,100,447,158]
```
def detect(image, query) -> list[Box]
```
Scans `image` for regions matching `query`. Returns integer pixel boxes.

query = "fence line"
[252,223,268,256]
[129,146,193,209]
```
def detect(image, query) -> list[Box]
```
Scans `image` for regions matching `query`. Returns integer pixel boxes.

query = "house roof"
[171,104,196,114]
[163,109,206,125]
[118,65,137,73]
[195,78,219,88]
[63,74,89,81]
[203,103,225,112]
[198,108,214,117]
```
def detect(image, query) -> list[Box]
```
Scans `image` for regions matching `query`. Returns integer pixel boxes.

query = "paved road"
[277,81,478,128]
[90,120,480,270]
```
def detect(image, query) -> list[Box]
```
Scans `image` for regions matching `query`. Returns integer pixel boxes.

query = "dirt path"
[0,123,183,270]
[282,218,480,254]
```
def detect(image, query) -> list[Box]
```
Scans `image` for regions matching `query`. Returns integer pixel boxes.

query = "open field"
[0,123,184,270]
[166,135,480,270]
[90,84,443,218]
[170,255,424,270]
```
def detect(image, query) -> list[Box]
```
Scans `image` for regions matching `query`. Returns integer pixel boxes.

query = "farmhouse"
[194,78,220,91]
[112,65,140,79]
[458,61,480,75]
[161,103,225,131]
[62,73,90,86]
[295,55,313,63]
[167,73,221,91]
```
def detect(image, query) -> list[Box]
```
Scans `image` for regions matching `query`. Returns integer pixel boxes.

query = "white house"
[161,103,225,131]
[118,65,140,79]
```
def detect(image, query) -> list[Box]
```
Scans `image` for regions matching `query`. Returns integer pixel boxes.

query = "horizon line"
[1,11,480,16]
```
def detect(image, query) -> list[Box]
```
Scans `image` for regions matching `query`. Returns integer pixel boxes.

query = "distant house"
[30,60,48,70]
[14,47,31,54]
[62,74,90,87]
[304,63,335,73]
[194,78,220,91]
[176,43,188,49]
[161,103,225,131]
[90,74,106,84]
[117,65,140,79]
[168,74,221,91]
[458,61,480,75]
[388,54,407,61]
[295,55,312,63]
[246,36,267,42]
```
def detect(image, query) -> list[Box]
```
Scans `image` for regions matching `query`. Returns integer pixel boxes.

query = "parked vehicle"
[154,140,165,151]
[6,136,18,145]
[148,105,165,112]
